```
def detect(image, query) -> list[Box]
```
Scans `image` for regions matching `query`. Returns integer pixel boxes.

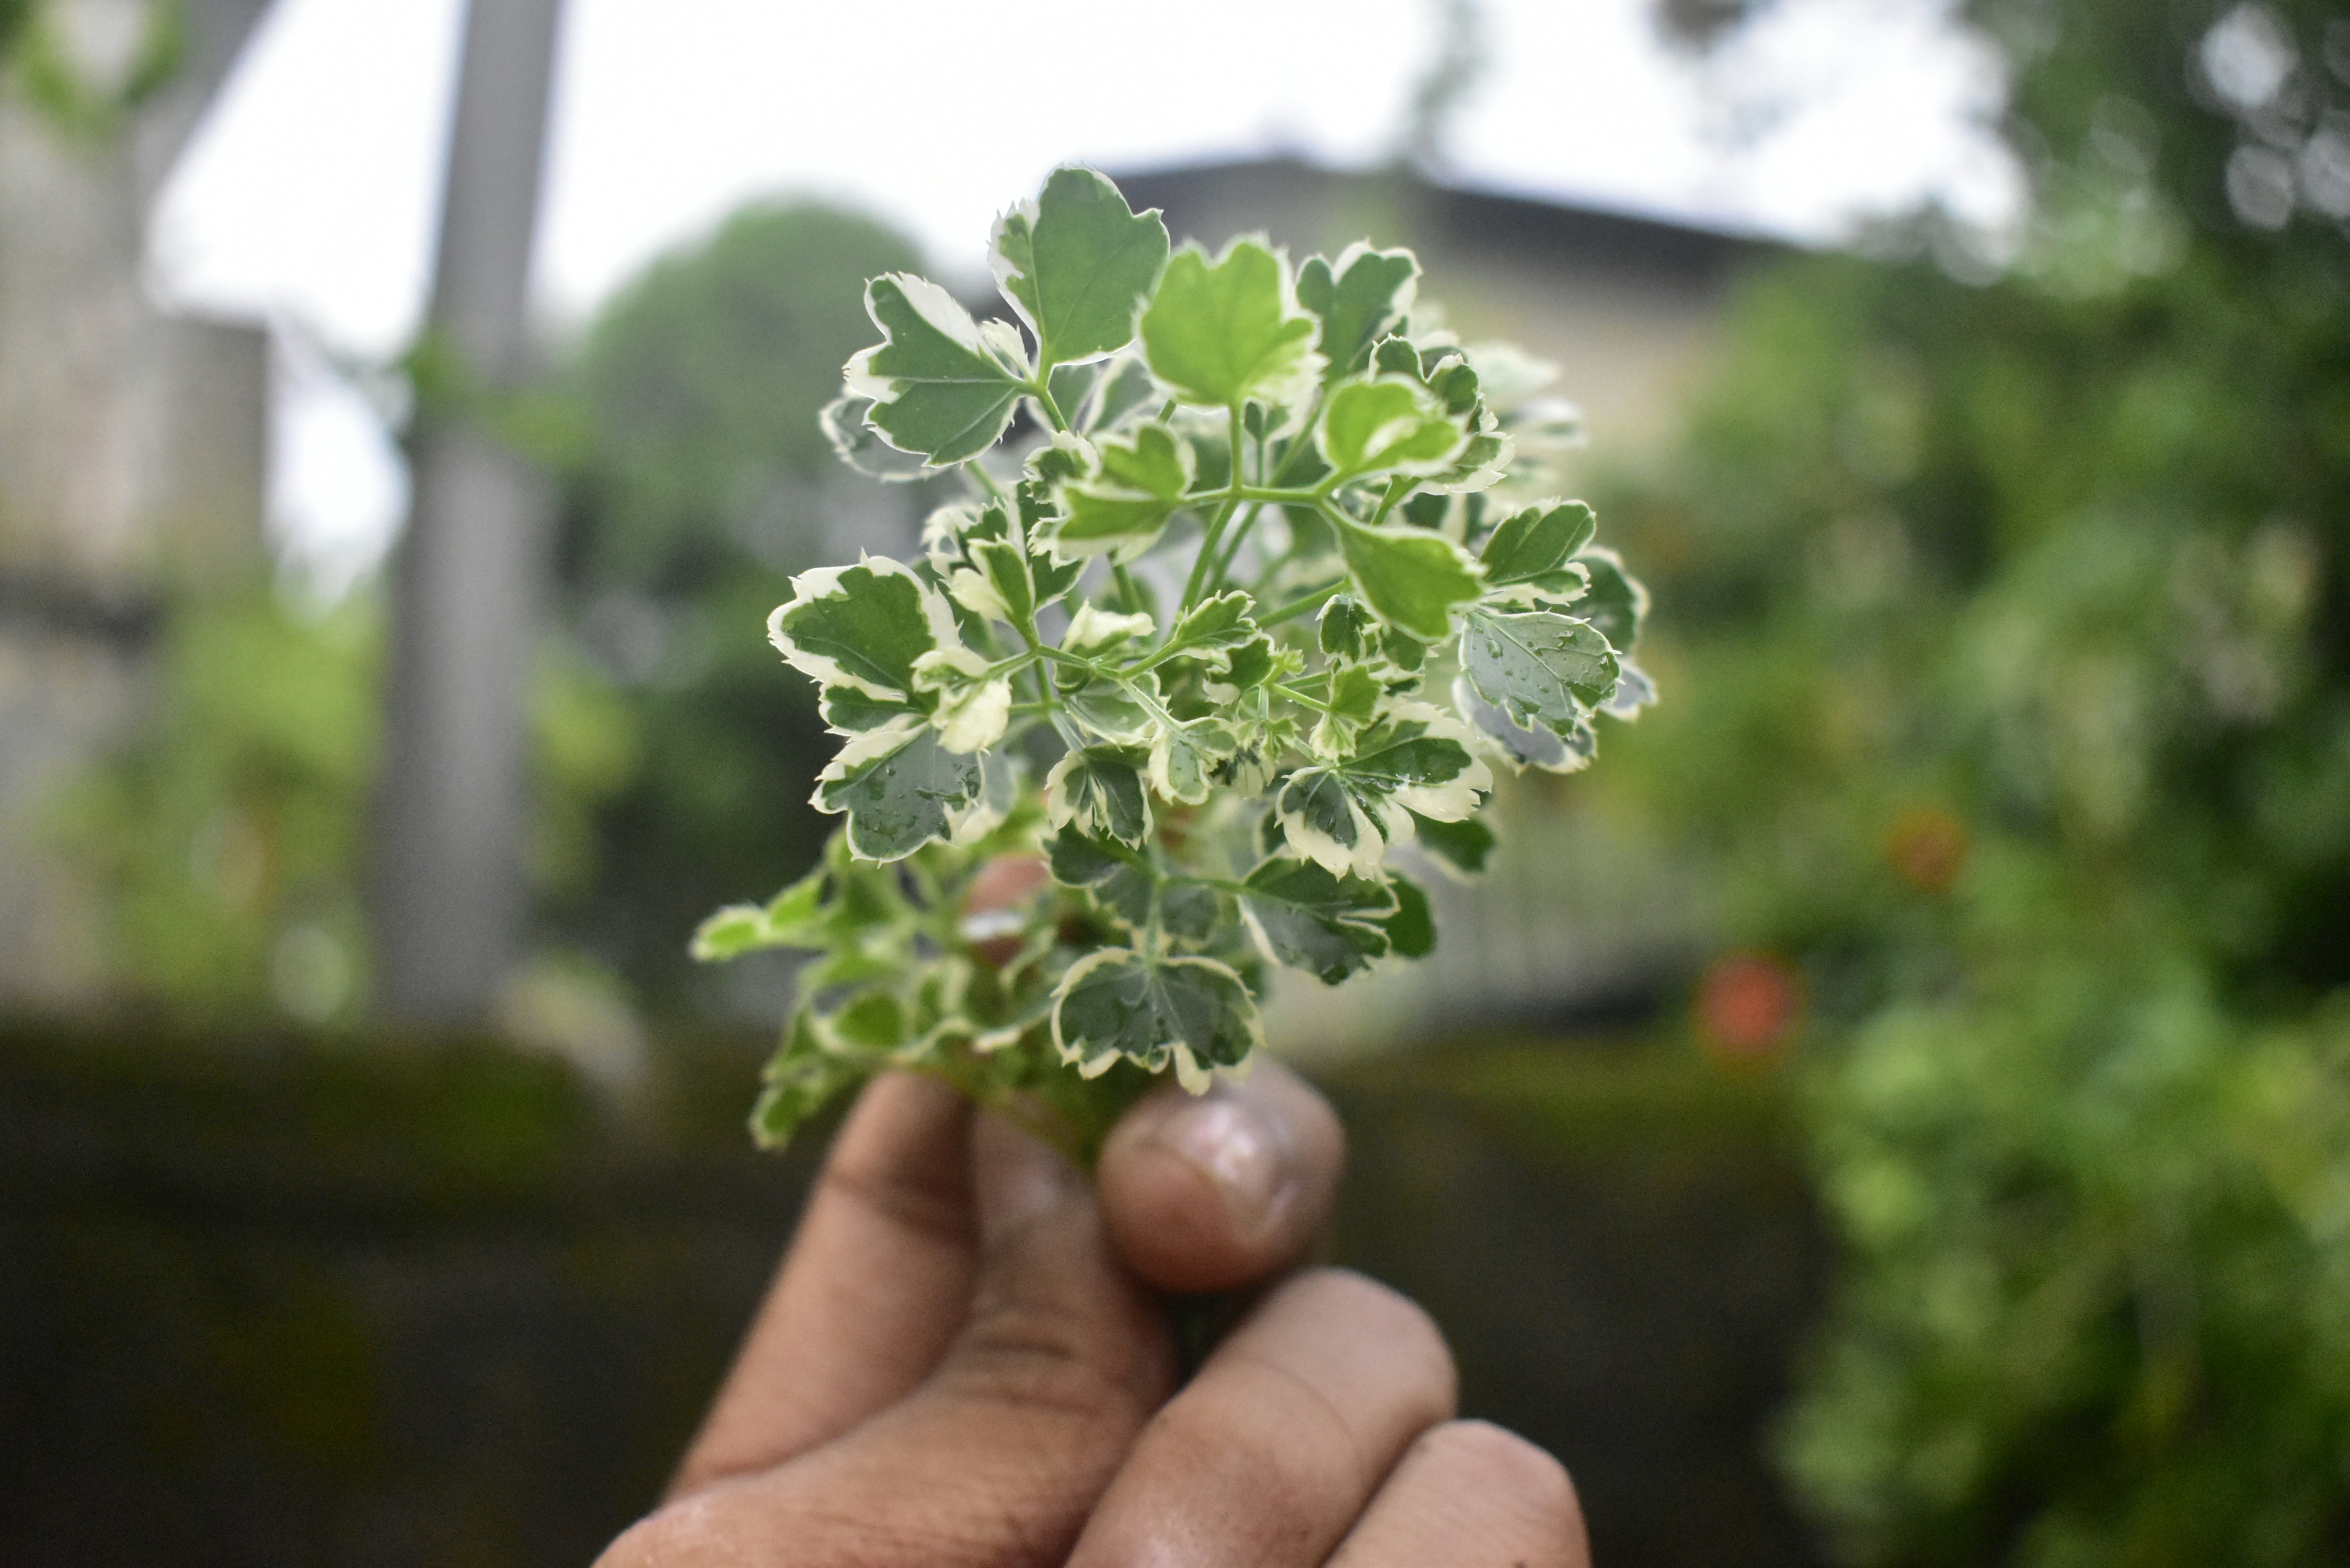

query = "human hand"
[597,1063,1587,1566]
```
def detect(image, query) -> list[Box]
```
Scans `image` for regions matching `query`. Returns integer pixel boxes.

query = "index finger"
[667,1072,978,1497]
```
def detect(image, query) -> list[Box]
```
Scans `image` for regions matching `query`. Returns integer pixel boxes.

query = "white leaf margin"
[766,553,963,702]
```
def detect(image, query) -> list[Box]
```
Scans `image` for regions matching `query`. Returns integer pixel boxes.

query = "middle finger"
[1065,1267,1458,1568]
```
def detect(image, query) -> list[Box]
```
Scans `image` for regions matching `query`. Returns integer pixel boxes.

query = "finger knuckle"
[819,1148,971,1248]
[1288,1268,1458,1403]
[1150,1382,1362,1517]
[948,1300,1157,1431]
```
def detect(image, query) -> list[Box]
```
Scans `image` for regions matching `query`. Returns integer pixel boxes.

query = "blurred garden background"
[2,0,2346,1563]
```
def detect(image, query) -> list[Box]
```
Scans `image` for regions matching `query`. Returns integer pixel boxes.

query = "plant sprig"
[695,166,1655,1162]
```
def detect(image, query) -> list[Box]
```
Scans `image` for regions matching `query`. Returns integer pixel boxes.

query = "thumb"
[609,1112,1173,1567]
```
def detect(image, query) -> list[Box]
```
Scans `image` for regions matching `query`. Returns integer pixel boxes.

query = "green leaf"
[1048,828,1223,940]
[820,395,930,481]
[1601,660,1659,720]
[1296,243,1419,379]
[689,864,830,961]
[990,166,1170,370]
[820,685,918,732]
[1336,518,1484,641]
[1148,715,1239,804]
[1479,501,1597,588]
[1217,635,1280,694]
[1380,871,1435,958]
[1047,827,1155,928]
[1054,421,1195,557]
[1239,857,1397,984]
[1159,591,1260,667]
[1157,882,1226,945]
[1572,546,1649,650]
[1459,607,1620,738]
[961,537,1036,625]
[1045,745,1152,845]
[1274,711,1492,878]
[1347,709,1491,815]
[1051,949,1262,1091]
[1407,810,1495,876]
[1451,673,1595,773]
[910,648,1012,753]
[751,1012,870,1151]
[1063,605,1155,656]
[845,273,1030,465]
[816,987,913,1055]
[1139,239,1321,408]
[814,723,997,861]
[1317,375,1468,478]
[1326,663,1383,725]
[1273,767,1384,878]
[688,905,773,961]
[1372,335,1426,378]
[1100,422,1192,493]
[768,557,957,700]
[1318,595,1374,659]
[1309,661,1383,756]
[1423,353,1484,417]
[1065,675,1156,743]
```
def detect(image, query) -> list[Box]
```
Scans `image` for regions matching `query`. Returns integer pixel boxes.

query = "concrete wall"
[0,3,273,1005]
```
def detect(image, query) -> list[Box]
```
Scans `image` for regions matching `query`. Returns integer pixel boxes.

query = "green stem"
[1034,644,1105,675]
[1027,378,1070,432]
[1179,404,1247,612]
[1225,484,1330,505]
[1271,679,1336,714]
[987,650,1040,679]
[1257,580,1344,627]
[1207,502,1262,592]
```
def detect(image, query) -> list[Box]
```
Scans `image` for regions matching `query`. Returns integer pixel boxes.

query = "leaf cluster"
[698,167,1654,1156]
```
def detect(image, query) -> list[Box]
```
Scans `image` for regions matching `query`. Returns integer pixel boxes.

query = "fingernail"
[1156,1094,1288,1227]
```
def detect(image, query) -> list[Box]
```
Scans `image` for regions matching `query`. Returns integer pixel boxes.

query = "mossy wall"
[0,1020,1824,1566]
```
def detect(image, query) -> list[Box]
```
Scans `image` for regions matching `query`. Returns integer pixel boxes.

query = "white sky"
[145,0,2018,594]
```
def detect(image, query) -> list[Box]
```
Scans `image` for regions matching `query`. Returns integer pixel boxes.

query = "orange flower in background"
[1696,953,1804,1065]
[1886,805,1968,894]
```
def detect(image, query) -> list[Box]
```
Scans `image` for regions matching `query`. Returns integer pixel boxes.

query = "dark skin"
[596,1062,1590,1567]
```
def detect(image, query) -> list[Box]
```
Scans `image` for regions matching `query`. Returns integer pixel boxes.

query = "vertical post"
[374,0,567,1021]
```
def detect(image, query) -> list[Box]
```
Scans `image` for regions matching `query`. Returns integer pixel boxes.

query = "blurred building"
[0,0,270,1006]
[1120,157,1768,452]
[1119,157,1773,1048]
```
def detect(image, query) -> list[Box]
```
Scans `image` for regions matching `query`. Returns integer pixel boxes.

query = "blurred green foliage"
[59,592,379,1020]
[1602,0,2350,1561]
[548,201,927,1003]
[60,200,919,1020]
[59,593,641,1023]
[0,0,30,65]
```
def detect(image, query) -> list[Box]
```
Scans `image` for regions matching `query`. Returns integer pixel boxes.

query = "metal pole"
[374,0,567,1020]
